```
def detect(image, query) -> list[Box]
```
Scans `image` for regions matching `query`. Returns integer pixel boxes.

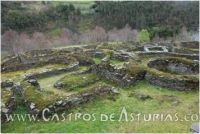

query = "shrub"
[138,29,150,43]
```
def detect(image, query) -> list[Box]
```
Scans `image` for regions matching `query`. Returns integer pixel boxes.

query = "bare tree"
[1,30,22,55]
[108,24,138,42]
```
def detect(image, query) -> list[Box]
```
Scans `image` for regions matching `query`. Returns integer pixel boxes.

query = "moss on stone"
[1,89,11,104]
[21,81,65,111]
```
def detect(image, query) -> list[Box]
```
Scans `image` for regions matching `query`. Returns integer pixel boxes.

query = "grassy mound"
[55,73,100,91]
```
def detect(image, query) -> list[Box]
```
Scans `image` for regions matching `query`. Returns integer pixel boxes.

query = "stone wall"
[138,52,199,60]
[90,63,145,87]
[112,50,133,61]
[173,48,199,54]
[41,85,119,116]
[1,96,16,123]
[145,72,199,91]
[1,83,24,123]
[1,48,98,72]
[148,58,199,75]
[23,62,79,80]
[1,79,14,89]
[1,53,77,72]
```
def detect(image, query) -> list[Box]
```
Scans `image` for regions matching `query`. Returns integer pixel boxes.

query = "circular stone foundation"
[147,58,199,75]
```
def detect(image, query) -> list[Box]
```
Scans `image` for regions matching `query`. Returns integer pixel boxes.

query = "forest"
[1,1,199,55]
[2,1,199,32]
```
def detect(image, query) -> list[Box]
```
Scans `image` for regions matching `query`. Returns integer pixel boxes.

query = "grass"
[38,72,77,96]
[38,66,88,95]
[2,81,198,133]
[110,59,124,65]
[21,66,89,110]
[1,89,11,104]
[93,58,101,64]
[21,80,64,111]
[1,43,199,132]
[1,64,69,104]
[56,73,100,91]
[1,64,67,82]
[1,65,88,110]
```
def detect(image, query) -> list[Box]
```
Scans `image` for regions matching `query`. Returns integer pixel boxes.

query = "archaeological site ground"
[1,41,199,133]
[1,1,199,133]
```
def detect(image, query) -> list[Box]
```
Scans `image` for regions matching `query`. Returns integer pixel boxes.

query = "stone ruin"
[145,72,198,91]
[90,63,145,87]
[112,50,134,61]
[147,58,199,75]
[137,41,199,60]
[23,62,79,80]
[1,41,199,124]
[144,45,168,53]
[1,79,119,123]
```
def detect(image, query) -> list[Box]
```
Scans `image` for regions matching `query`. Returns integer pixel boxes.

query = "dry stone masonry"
[1,41,199,123]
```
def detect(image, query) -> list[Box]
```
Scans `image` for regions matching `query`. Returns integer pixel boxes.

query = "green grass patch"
[93,58,102,64]
[1,89,11,104]
[110,59,123,65]
[57,73,100,91]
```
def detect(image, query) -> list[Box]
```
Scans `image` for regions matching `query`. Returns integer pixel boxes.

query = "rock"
[62,102,67,106]
[27,79,41,91]
[54,82,64,89]
[1,79,14,88]
[129,92,152,101]
[33,109,40,113]
[23,73,33,80]
[48,105,54,109]
[55,100,63,106]
[102,56,110,63]
[67,62,79,69]
[12,83,23,96]
[68,97,83,105]
[190,123,199,133]
[30,103,36,110]
[111,87,120,94]
[27,79,39,86]
[2,107,9,113]
[95,51,104,58]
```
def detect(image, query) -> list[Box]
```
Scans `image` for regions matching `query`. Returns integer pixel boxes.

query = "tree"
[138,29,150,43]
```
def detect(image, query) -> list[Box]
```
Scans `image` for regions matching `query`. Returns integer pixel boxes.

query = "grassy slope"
[2,81,198,133]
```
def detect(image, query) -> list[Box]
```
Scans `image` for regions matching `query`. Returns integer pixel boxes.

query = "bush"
[148,26,178,39]
[138,29,150,43]
[4,10,48,32]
